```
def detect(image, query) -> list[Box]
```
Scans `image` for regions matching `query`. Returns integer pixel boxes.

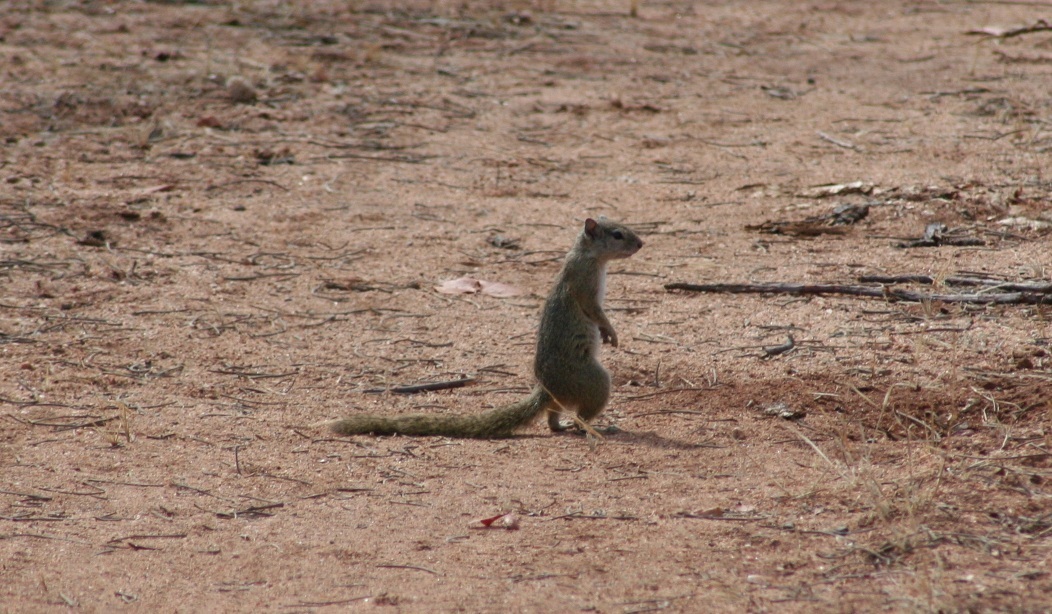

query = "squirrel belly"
[324,386,552,439]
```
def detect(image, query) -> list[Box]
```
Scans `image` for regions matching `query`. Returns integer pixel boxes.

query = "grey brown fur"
[324,217,643,438]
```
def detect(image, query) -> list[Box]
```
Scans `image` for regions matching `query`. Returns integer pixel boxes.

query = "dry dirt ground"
[2,0,1052,611]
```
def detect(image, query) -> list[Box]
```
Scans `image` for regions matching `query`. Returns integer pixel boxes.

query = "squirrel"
[322,217,643,438]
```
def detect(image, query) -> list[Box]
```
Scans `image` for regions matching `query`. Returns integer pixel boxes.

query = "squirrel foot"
[553,422,622,436]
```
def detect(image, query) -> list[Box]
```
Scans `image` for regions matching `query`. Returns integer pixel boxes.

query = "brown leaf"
[435,277,484,295]
[435,277,524,297]
[479,280,523,298]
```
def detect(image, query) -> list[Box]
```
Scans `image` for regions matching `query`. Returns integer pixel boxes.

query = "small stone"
[226,76,257,104]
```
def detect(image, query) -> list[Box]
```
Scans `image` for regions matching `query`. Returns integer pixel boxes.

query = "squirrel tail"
[323,386,552,439]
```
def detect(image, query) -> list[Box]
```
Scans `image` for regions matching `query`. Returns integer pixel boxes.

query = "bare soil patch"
[2,1,1051,611]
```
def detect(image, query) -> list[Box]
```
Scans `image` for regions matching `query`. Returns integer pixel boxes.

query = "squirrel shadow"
[554,427,722,451]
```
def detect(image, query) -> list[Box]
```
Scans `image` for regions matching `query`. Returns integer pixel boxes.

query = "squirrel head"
[582,217,643,261]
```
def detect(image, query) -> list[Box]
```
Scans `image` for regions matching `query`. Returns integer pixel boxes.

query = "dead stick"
[376,564,439,575]
[367,378,475,395]
[969,20,1052,40]
[665,282,1052,305]
[860,275,1052,293]
[674,512,762,522]
[859,274,936,285]
[325,153,434,164]
[108,533,188,543]
[763,335,795,358]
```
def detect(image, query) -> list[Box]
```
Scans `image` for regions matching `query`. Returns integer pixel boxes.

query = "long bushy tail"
[323,387,552,439]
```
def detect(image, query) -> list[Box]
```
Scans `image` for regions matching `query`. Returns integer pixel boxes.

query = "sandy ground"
[2,0,1051,611]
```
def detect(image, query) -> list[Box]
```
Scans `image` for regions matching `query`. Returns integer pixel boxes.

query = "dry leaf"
[799,181,874,198]
[478,280,523,298]
[435,277,524,297]
[478,513,520,530]
[435,277,484,295]
[998,217,1052,230]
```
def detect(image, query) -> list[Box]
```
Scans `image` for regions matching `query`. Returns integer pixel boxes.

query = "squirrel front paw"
[601,327,618,347]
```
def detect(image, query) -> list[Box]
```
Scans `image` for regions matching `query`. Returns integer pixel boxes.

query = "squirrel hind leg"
[547,406,573,432]
[543,365,611,432]
[575,392,608,424]
[545,393,609,432]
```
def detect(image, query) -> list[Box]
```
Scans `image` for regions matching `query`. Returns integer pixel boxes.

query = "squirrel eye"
[612,230,624,240]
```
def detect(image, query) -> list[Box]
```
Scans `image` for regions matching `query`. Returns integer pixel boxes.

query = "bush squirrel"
[323,217,643,438]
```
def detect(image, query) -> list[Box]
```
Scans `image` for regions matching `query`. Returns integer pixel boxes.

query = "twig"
[1,532,93,545]
[763,335,795,358]
[223,273,300,282]
[635,409,724,417]
[783,422,850,482]
[83,479,165,488]
[894,410,942,440]
[257,472,312,486]
[860,274,1052,293]
[39,484,107,498]
[816,131,857,150]
[549,511,639,521]
[376,564,439,575]
[0,397,75,408]
[206,179,289,192]
[967,19,1052,39]
[365,377,475,394]
[216,502,284,518]
[673,511,763,522]
[210,368,298,380]
[0,489,53,501]
[324,153,435,164]
[282,597,371,608]
[1,514,66,522]
[107,533,188,544]
[895,223,984,248]
[665,282,1052,305]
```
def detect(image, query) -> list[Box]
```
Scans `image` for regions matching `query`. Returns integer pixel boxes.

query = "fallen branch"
[376,563,440,575]
[746,203,869,236]
[967,19,1052,39]
[665,282,1052,305]
[763,335,796,358]
[324,153,436,164]
[859,275,1052,293]
[215,502,284,519]
[895,223,984,248]
[366,377,476,395]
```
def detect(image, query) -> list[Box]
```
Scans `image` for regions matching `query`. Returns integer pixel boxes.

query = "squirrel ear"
[584,218,600,237]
